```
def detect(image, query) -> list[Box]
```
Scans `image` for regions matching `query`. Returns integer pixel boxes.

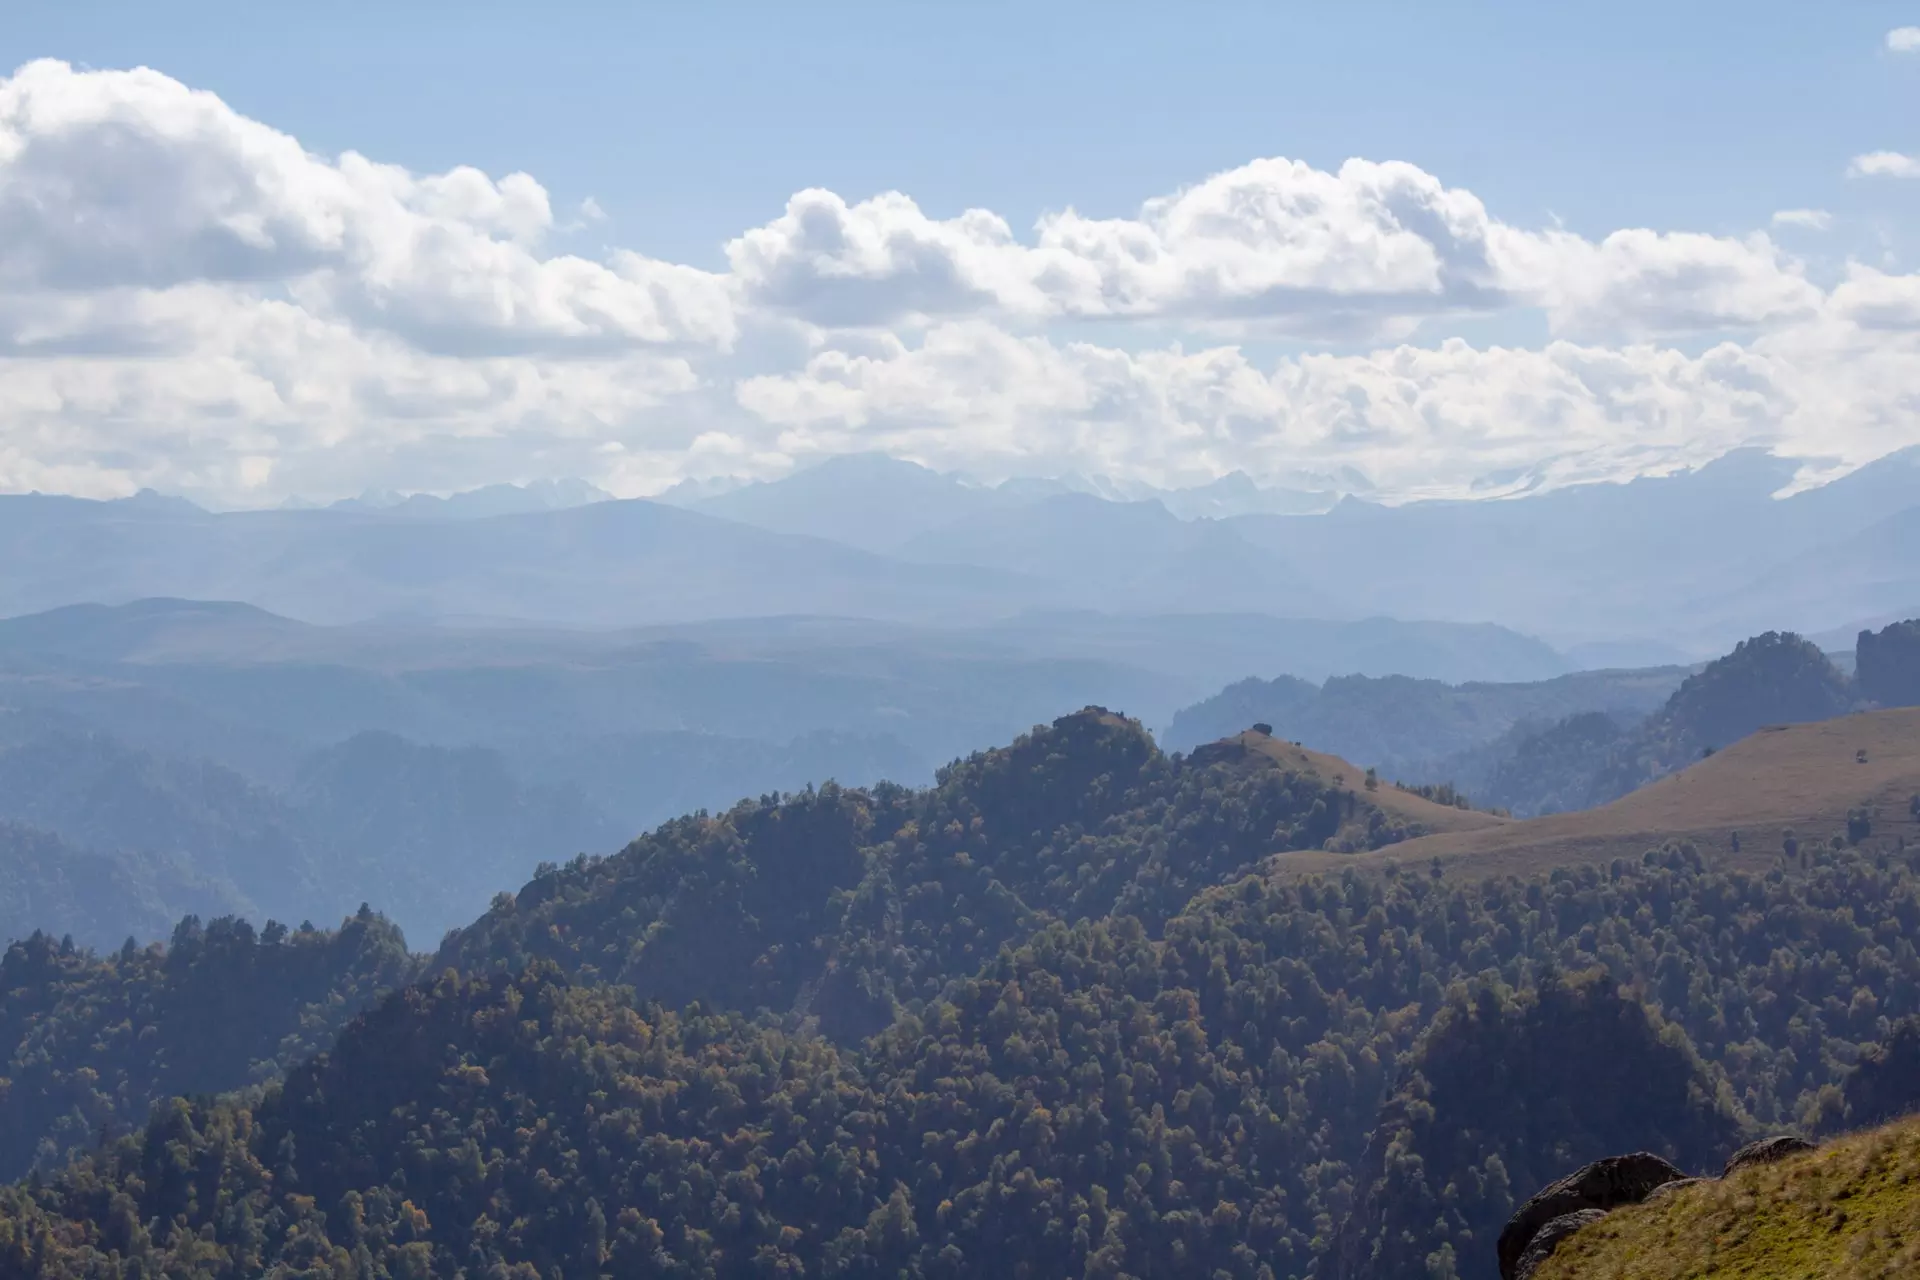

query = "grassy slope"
[1535,1114,1920,1280]
[1275,707,1920,880]
[1228,730,1510,837]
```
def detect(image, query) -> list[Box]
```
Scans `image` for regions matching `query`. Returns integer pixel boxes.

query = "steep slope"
[1285,706,1920,879]
[1534,1115,1920,1280]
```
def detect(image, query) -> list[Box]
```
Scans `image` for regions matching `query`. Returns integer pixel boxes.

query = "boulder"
[1513,1208,1607,1280]
[1722,1134,1816,1177]
[1498,1152,1688,1280]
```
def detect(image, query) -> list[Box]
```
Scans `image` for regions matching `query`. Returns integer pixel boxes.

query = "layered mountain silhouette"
[3,446,1917,652]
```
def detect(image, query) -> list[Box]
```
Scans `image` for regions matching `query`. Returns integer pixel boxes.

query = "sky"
[2,1,1919,506]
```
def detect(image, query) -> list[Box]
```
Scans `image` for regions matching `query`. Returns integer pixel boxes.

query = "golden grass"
[1272,707,1920,882]
[1531,1114,1920,1280]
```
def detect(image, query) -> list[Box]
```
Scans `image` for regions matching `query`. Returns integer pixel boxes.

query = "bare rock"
[1722,1134,1816,1177]
[1513,1208,1608,1280]
[1498,1152,1688,1280]
[1643,1176,1708,1202]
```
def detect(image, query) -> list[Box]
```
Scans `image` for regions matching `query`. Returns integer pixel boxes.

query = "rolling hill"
[1279,706,1920,880]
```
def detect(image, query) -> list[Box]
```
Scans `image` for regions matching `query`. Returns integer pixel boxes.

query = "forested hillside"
[437,709,1445,1040]
[6,693,1920,1277]
[0,909,415,1179]
[3,817,1920,1274]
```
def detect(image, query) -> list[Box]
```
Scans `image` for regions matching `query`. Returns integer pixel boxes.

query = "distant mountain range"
[6,446,1914,652]
[667,447,1920,653]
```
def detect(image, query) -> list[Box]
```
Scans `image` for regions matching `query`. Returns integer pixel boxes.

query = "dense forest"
[5,692,1920,1277]
[436,709,1430,1041]
[0,910,415,1180]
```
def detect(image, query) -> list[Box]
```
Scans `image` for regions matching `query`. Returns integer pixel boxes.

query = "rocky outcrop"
[1497,1153,1687,1280]
[1505,1135,1822,1278]
[1723,1134,1816,1177]
[1512,1209,1607,1280]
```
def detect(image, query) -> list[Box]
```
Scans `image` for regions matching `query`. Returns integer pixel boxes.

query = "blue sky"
[1,3,1918,505]
[9,1,1915,264]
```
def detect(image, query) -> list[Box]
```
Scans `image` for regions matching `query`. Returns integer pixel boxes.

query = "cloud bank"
[1,58,1917,505]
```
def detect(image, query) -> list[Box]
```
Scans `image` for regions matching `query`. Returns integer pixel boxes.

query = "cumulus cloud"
[1888,26,1920,52]
[1849,150,1920,178]
[4,58,1920,507]
[734,324,1787,499]
[727,156,1816,341]
[0,60,736,354]
[734,309,1920,500]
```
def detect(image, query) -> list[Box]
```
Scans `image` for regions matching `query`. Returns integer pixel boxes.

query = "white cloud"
[1771,208,1832,230]
[1849,150,1920,178]
[728,157,1814,341]
[1888,26,1920,51]
[735,311,1920,501]
[3,58,1920,508]
[0,60,736,354]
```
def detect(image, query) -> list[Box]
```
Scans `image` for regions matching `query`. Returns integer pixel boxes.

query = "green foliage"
[1589,631,1853,803]
[436,709,1414,1039]
[1857,618,1920,710]
[1840,1015,1920,1131]
[8,838,1920,1277]
[1329,974,1743,1278]
[0,908,415,1180]
[1477,711,1630,817]
[11,702,1920,1278]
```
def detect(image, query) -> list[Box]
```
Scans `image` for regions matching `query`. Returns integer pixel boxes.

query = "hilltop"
[1281,706,1920,879]
[1192,728,1510,842]
[1535,1114,1920,1279]
[435,707,1472,1039]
